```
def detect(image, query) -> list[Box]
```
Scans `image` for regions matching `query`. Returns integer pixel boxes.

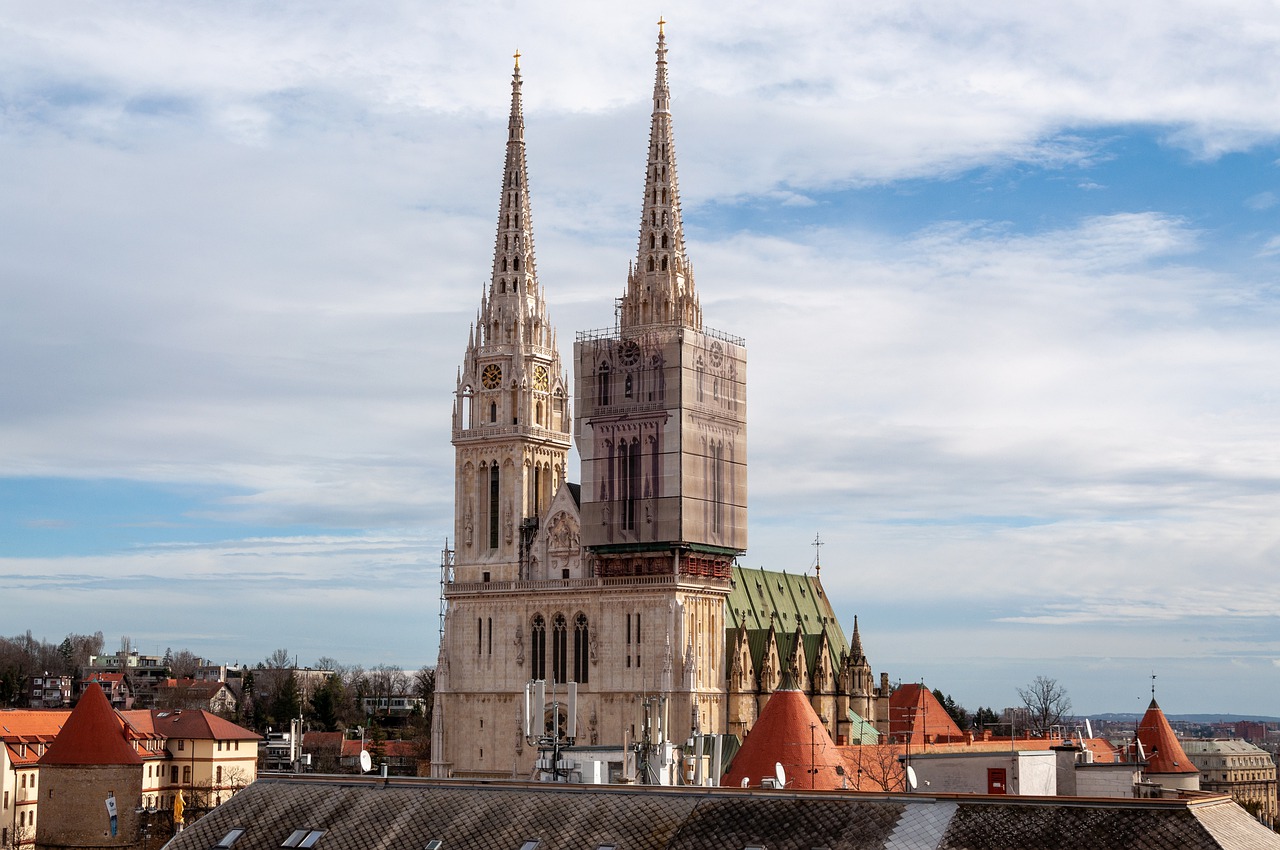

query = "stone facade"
[1182,738,1278,827]
[34,765,141,850]
[431,26,888,780]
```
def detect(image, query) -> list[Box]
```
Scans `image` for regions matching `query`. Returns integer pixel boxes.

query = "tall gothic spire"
[620,19,702,332]
[467,51,555,356]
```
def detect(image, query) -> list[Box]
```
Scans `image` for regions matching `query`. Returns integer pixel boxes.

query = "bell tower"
[574,20,747,580]
[452,53,571,583]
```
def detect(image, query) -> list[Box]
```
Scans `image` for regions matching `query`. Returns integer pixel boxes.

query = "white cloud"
[2,1,1280,712]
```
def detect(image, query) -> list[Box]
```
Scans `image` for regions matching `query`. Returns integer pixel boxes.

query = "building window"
[552,613,568,684]
[177,739,184,751]
[182,766,191,784]
[573,613,590,684]
[598,362,610,407]
[216,766,223,784]
[531,615,546,680]
[620,438,640,531]
[171,766,179,783]
[489,466,500,549]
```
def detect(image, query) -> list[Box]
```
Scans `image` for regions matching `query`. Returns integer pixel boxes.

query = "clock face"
[534,365,549,391]
[481,364,503,389]
[709,340,724,367]
[619,340,641,366]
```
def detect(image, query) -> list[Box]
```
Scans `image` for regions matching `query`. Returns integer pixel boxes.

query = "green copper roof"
[726,565,849,676]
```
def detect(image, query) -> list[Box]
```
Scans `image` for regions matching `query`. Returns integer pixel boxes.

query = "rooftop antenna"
[811,533,823,576]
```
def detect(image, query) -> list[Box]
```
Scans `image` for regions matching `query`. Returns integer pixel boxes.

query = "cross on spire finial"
[812,533,823,575]
[658,16,666,35]
[513,49,521,69]
[1151,672,1157,700]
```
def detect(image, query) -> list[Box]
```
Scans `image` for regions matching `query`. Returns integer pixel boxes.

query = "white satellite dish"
[774,762,786,788]
[1085,719,1093,740]
[1136,738,1146,761]
[906,765,919,790]
[359,749,372,773]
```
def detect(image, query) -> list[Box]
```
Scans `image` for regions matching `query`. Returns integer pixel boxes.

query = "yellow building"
[2,685,258,848]
[1182,738,1278,827]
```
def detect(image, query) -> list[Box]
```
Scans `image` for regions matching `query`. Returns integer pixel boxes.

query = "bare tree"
[851,743,906,791]
[170,649,200,678]
[1017,675,1072,735]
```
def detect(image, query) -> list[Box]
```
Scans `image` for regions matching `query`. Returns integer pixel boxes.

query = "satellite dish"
[359,749,372,773]
[740,777,749,788]
[1135,739,1146,761]
[774,762,786,788]
[1085,719,1093,740]
[906,765,919,790]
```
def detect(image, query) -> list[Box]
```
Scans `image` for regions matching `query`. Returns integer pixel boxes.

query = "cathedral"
[431,24,891,780]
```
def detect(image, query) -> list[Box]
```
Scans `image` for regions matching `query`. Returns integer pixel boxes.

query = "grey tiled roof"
[167,777,1280,850]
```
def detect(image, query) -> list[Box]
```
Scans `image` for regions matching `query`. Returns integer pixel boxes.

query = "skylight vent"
[425,842,443,850]
[216,827,247,848]
[282,829,326,849]
[519,842,542,850]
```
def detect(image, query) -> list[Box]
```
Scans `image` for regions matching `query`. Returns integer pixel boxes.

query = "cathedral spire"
[620,19,702,332]
[850,615,865,662]
[487,51,546,324]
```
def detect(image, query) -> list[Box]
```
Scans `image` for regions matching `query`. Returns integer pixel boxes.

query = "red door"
[987,767,1007,795]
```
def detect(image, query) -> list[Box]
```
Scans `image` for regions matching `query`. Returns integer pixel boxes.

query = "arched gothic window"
[573,613,590,683]
[531,615,546,680]
[552,613,568,683]
[598,362,611,407]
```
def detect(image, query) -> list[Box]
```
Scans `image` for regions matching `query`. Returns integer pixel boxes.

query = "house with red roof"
[79,671,132,710]
[0,710,62,848]
[0,684,258,847]
[36,682,144,848]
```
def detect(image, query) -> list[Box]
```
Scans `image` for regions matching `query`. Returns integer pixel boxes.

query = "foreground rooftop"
[165,775,1280,850]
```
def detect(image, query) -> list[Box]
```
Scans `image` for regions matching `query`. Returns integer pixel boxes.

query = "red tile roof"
[150,709,259,741]
[888,684,965,745]
[39,683,142,766]
[722,689,847,790]
[303,731,343,750]
[340,739,420,759]
[0,710,69,738]
[1134,699,1198,775]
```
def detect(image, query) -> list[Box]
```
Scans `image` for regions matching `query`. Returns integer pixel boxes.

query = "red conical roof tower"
[1134,698,1197,778]
[39,682,142,766]
[722,689,846,790]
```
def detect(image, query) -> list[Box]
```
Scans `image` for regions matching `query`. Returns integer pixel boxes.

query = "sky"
[1,1,1278,718]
